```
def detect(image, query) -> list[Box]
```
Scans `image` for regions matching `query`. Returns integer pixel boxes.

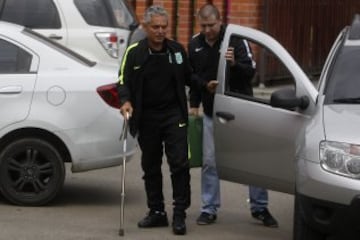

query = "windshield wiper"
[333,97,360,103]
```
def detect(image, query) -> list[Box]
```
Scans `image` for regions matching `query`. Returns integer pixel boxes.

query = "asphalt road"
[0,150,294,240]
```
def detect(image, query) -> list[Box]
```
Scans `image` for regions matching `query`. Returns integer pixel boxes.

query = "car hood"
[324,105,360,144]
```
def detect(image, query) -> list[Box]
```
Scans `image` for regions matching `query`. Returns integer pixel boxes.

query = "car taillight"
[95,32,119,58]
[97,83,121,109]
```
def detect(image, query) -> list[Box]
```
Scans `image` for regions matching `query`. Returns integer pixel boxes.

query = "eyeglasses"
[200,23,217,29]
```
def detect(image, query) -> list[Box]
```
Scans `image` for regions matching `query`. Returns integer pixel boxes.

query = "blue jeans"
[249,186,268,213]
[200,115,268,215]
[200,115,220,215]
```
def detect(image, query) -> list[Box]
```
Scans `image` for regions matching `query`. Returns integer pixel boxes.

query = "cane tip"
[119,229,124,236]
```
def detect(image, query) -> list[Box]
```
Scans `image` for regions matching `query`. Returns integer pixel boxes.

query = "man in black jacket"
[117,5,191,235]
[189,3,278,228]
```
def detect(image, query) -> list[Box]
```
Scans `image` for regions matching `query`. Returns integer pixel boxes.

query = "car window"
[324,46,360,104]
[74,0,136,29]
[0,0,61,29]
[0,39,32,73]
[225,35,295,104]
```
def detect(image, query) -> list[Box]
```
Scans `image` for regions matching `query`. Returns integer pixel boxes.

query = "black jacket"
[188,25,256,117]
[117,38,191,137]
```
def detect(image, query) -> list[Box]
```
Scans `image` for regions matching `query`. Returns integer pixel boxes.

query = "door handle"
[0,86,22,94]
[215,111,235,121]
[48,34,63,40]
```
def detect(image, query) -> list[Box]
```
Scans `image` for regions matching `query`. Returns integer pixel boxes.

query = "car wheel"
[293,192,326,240]
[0,138,65,206]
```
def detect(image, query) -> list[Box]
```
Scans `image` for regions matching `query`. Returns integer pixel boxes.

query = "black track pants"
[138,109,191,216]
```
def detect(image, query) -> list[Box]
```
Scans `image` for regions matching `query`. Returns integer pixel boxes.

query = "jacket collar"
[136,38,179,66]
[139,38,177,53]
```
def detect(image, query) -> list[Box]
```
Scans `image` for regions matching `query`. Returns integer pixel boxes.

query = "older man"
[117,5,191,235]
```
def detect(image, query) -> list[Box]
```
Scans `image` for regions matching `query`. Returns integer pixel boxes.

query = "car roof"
[0,21,25,34]
[0,20,96,67]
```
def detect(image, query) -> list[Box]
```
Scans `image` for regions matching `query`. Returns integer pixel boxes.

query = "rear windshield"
[23,28,96,67]
[324,45,360,104]
[74,0,137,29]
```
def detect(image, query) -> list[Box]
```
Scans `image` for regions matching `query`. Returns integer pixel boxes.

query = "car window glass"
[74,0,135,29]
[0,0,61,29]
[0,39,32,73]
[324,46,360,104]
[0,0,4,12]
[109,0,135,28]
[225,35,295,104]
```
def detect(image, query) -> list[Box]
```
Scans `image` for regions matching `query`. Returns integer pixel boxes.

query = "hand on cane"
[120,101,133,119]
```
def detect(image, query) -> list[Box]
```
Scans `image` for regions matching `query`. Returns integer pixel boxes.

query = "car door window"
[0,39,32,73]
[0,0,61,29]
[324,47,360,104]
[74,0,136,29]
[225,35,295,103]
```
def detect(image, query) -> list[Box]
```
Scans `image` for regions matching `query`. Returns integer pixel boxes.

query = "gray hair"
[143,5,168,24]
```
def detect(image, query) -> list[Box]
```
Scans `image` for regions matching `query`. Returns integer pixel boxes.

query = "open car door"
[213,24,318,194]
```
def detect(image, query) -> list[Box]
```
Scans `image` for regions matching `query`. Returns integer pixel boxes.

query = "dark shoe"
[138,211,169,228]
[196,212,217,225]
[251,208,278,228]
[172,215,186,235]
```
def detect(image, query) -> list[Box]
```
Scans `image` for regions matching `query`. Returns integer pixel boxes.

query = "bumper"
[298,159,360,236]
[299,193,360,236]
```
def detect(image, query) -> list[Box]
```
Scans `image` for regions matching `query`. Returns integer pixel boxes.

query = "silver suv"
[0,0,139,67]
[213,15,360,239]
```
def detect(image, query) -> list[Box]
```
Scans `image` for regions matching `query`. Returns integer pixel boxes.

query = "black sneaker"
[138,211,169,228]
[196,212,217,225]
[251,208,278,228]
[172,215,186,235]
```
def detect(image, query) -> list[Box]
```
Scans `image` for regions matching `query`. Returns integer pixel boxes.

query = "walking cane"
[119,112,129,237]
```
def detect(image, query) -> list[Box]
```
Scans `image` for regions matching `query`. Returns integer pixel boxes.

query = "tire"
[0,138,65,206]
[293,192,326,240]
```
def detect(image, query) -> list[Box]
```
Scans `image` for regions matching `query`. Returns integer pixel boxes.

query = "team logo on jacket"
[175,52,183,64]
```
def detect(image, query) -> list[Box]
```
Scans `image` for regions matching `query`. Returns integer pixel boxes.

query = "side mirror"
[270,88,309,110]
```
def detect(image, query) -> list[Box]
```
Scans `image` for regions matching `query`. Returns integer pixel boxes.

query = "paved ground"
[0,150,294,240]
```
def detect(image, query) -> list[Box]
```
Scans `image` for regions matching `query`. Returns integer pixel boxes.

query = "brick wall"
[228,0,264,29]
[128,0,264,48]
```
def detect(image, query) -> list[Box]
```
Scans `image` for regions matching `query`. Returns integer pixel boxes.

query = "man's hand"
[225,47,235,66]
[189,108,199,116]
[120,101,133,119]
[207,80,219,93]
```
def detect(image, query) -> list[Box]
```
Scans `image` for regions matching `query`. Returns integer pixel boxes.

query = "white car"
[0,0,139,67]
[0,21,136,206]
[213,16,360,239]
